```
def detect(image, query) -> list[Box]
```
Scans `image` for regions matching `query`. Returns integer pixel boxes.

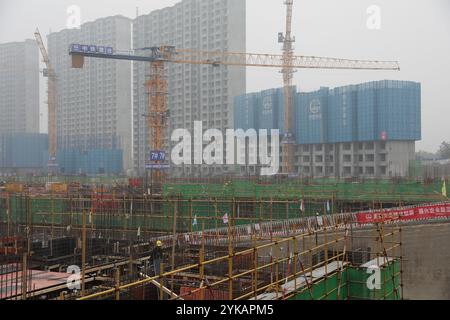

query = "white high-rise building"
[0,39,40,134]
[48,15,133,171]
[133,0,246,176]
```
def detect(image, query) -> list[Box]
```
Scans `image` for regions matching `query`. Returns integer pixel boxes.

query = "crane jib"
[69,44,169,62]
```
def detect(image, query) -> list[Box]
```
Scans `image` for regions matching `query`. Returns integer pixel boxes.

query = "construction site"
[1,178,450,300]
[1,0,449,302]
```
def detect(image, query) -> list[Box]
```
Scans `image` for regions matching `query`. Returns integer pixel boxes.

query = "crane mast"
[280,0,296,176]
[146,59,170,191]
[34,28,57,168]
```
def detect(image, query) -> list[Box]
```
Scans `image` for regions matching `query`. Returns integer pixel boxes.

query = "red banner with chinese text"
[356,202,450,224]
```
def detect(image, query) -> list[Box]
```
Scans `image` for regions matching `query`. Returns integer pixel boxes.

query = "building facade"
[133,0,246,176]
[0,133,48,174]
[48,15,132,174]
[0,40,40,134]
[234,80,421,178]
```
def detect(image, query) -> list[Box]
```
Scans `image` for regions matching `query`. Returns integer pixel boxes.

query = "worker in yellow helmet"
[152,240,165,299]
[152,240,164,269]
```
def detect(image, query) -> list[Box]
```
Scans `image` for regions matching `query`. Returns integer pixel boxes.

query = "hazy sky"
[1,0,449,152]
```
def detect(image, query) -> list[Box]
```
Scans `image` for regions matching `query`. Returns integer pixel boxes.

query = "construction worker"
[149,240,165,299]
[152,240,164,275]
[152,240,164,260]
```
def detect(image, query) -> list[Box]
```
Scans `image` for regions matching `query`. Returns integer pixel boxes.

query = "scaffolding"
[0,189,404,300]
[73,211,403,301]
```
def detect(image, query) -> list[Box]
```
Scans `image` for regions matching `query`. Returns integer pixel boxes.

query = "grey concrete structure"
[48,16,132,171]
[295,140,416,178]
[239,140,416,179]
[0,39,40,134]
[133,0,246,176]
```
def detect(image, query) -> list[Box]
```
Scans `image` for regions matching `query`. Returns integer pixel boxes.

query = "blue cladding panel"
[234,93,259,131]
[258,89,279,130]
[0,133,48,168]
[234,80,421,145]
[58,149,123,174]
[295,88,328,144]
[376,81,421,141]
[357,83,377,141]
[328,86,356,143]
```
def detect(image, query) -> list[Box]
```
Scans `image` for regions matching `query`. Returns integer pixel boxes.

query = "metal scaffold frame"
[73,213,403,301]
[0,191,404,301]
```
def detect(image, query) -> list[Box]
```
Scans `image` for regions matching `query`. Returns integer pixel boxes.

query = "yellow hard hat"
[156,240,162,247]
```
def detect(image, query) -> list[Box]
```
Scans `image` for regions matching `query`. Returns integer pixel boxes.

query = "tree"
[438,141,450,160]
[416,150,436,161]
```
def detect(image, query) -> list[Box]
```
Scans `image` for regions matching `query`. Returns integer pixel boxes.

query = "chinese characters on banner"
[357,203,450,224]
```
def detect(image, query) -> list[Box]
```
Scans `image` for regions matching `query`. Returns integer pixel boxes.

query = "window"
[365,142,374,150]
[366,167,375,175]
[343,155,352,162]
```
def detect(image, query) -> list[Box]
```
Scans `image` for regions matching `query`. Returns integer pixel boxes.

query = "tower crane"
[69,42,399,187]
[34,28,58,169]
[279,0,296,176]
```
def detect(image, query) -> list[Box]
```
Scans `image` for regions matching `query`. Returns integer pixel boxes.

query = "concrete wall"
[386,141,415,177]
[400,222,450,300]
[255,221,450,300]
[339,222,450,300]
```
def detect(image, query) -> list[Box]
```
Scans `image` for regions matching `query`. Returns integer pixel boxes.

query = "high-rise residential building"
[48,15,132,173]
[235,80,421,178]
[133,0,246,176]
[0,39,40,134]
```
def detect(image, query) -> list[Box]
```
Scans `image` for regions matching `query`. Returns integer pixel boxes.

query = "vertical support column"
[159,262,165,301]
[253,242,258,299]
[275,242,279,299]
[6,193,10,238]
[115,268,120,300]
[189,198,193,234]
[228,207,233,301]
[170,200,178,299]
[323,206,329,297]
[171,200,177,272]
[51,192,54,252]
[21,252,28,300]
[293,237,298,291]
[81,209,86,296]
[399,226,404,300]
[199,223,205,300]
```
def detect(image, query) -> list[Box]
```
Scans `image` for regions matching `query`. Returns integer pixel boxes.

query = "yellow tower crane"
[34,28,58,169]
[279,0,296,176]
[69,44,399,188]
